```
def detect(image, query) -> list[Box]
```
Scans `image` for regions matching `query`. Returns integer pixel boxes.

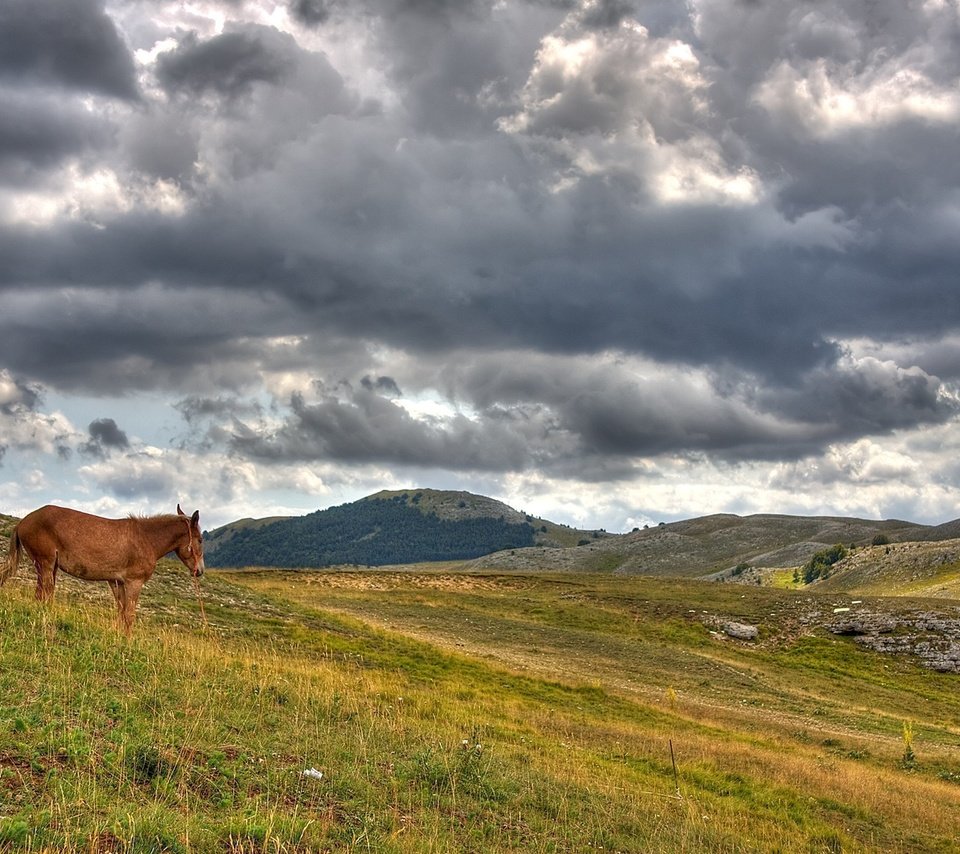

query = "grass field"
[1,560,959,852]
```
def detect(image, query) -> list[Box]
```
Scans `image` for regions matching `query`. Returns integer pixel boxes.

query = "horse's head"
[176,504,205,577]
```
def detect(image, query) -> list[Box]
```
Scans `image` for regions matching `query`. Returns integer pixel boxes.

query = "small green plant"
[0,818,31,846]
[665,686,678,711]
[902,721,916,766]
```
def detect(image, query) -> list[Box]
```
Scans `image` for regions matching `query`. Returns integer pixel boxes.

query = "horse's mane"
[127,513,181,523]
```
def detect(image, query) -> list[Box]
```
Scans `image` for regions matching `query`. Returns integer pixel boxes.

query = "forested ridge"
[205,494,536,568]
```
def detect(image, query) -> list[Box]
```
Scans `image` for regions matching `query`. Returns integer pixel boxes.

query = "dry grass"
[2,565,960,851]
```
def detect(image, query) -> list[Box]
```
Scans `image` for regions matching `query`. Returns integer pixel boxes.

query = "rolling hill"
[814,538,960,598]
[9,496,958,580]
[469,512,928,576]
[203,489,605,568]
[205,490,960,575]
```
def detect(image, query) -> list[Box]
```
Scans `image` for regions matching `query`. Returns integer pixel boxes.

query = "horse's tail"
[1,527,20,585]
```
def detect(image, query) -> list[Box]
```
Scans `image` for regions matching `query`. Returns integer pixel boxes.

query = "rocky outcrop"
[825,609,960,673]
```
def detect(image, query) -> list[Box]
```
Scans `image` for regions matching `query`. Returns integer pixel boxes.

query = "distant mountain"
[468,513,930,577]
[915,518,960,542]
[203,489,605,568]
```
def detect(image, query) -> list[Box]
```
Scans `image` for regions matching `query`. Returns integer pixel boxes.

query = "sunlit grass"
[1,566,959,851]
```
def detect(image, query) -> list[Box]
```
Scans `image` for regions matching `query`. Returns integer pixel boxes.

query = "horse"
[2,504,204,635]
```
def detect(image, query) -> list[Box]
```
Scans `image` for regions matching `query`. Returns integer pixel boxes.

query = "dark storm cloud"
[0,93,114,186]
[231,385,532,471]
[121,110,198,184]
[80,417,130,458]
[290,0,334,26]
[579,0,636,30]
[361,375,402,396]
[434,352,956,465]
[156,25,298,98]
[0,0,138,100]
[220,345,957,477]
[0,286,285,394]
[176,395,263,425]
[1,0,959,480]
[753,358,956,438]
[89,418,130,448]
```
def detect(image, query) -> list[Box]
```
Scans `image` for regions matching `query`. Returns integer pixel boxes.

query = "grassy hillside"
[2,558,960,851]
[814,539,960,598]
[470,513,926,576]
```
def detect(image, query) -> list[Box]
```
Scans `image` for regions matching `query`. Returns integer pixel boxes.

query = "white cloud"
[754,57,960,138]
[2,162,189,227]
[501,14,760,205]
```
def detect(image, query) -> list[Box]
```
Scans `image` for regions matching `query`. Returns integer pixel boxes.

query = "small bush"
[802,544,847,584]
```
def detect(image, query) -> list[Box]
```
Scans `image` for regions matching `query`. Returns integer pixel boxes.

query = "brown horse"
[2,504,204,634]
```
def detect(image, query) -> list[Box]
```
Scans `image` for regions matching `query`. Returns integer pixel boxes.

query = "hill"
[204,489,604,568]
[205,492,960,574]
[916,518,960,541]
[813,538,960,598]
[205,493,536,567]
[469,512,927,576]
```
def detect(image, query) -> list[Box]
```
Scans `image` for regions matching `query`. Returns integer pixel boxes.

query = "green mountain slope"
[203,490,606,569]
[204,492,540,568]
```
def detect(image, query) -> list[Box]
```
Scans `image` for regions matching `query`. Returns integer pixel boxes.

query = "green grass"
[2,564,960,852]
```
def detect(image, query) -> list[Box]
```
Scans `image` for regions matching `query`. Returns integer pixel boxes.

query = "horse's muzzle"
[193,560,205,578]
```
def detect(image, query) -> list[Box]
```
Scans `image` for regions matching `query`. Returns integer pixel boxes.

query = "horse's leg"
[108,580,125,631]
[120,578,145,636]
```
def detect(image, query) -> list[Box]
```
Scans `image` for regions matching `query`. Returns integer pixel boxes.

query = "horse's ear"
[177,504,185,516]
[191,510,200,527]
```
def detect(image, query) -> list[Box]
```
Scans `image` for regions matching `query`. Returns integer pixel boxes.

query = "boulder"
[723,621,758,641]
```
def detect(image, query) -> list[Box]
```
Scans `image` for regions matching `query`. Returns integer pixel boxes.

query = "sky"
[1,0,960,533]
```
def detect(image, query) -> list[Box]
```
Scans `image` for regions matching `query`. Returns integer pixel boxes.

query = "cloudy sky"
[2,0,959,532]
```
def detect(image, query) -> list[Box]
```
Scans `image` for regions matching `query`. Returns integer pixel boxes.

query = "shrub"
[802,544,847,584]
